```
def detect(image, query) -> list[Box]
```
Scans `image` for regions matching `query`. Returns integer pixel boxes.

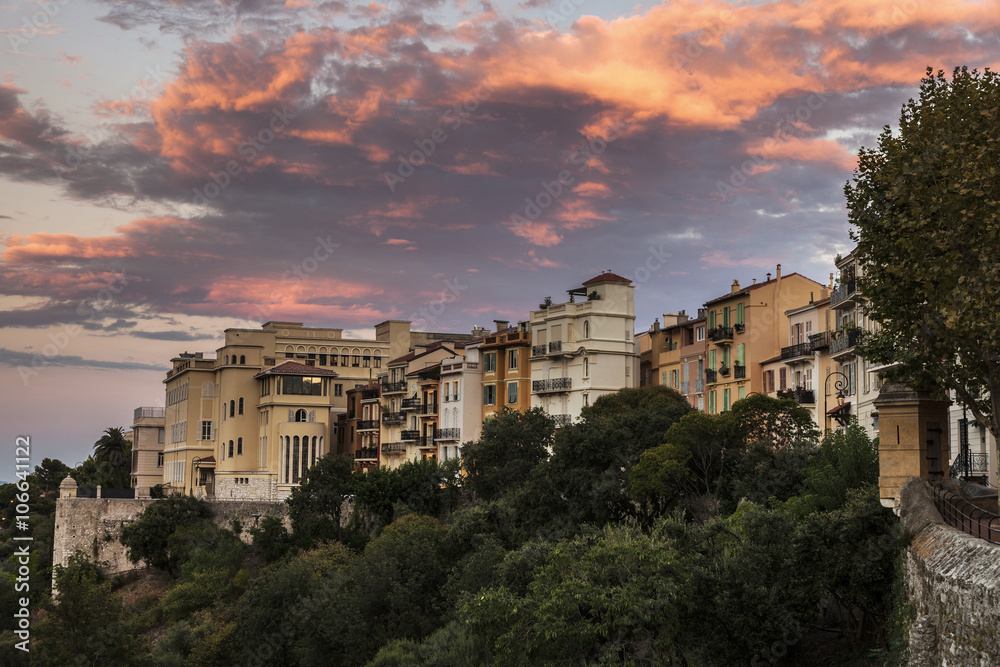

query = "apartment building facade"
[481,322,533,422]
[529,272,639,426]
[130,406,165,498]
[639,311,708,410]
[774,296,834,429]
[437,345,483,462]
[337,381,381,471]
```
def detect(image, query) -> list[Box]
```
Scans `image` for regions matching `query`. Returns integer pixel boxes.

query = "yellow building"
[702,265,825,414]
[481,321,533,422]
[130,406,165,498]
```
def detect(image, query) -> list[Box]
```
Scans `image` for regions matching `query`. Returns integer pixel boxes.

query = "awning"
[827,401,852,415]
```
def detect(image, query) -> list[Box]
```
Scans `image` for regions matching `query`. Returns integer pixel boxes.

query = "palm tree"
[93,427,131,488]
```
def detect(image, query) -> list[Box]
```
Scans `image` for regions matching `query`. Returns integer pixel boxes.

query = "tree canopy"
[846,66,1000,439]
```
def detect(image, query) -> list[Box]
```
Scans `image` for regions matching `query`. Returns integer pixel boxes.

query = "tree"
[119,494,211,575]
[92,426,131,488]
[287,453,355,547]
[461,407,553,501]
[29,458,71,494]
[846,66,1000,440]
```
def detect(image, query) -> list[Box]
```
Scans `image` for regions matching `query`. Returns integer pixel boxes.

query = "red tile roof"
[583,271,631,286]
[253,360,340,378]
[703,273,823,306]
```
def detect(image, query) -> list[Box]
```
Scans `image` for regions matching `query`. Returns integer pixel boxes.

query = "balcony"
[694,379,704,392]
[809,331,831,351]
[401,397,421,410]
[359,388,380,401]
[777,388,815,405]
[382,381,407,394]
[718,366,730,377]
[780,342,812,361]
[532,377,572,393]
[355,447,378,460]
[417,436,436,449]
[381,412,404,423]
[951,453,990,479]
[734,363,746,380]
[829,328,863,359]
[418,403,438,416]
[551,414,572,427]
[680,381,690,394]
[357,420,378,431]
[435,428,460,440]
[381,442,406,455]
[134,407,165,420]
[709,326,734,344]
[532,341,563,357]
[830,278,858,309]
[705,369,717,384]
[400,429,420,441]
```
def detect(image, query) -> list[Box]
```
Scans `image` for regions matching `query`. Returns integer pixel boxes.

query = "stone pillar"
[874,382,952,509]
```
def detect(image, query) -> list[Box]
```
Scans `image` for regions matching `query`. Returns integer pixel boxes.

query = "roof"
[827,401,852,415]
[759,355,783,365]
[253,360,340,379]
[703,272,824,306]
[194,455,216,464]
[387,342,456,366]
[583,271,631,286]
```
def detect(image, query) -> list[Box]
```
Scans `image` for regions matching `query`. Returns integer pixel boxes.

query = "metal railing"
[780,342,812,360]
[382,381,407,393]
[401,397,421,409]
[400,430,420,441]
[533,377,572,392]
[357,420,378,430]
[950,453,990,478]
[734,363,746,380]
[355,447,378,460]
[381,412,404,423]
[381,442,406,454]
[551,414,572,427]
[830,278,857,308]
[680,381,690,394]
[705,369,717,384]
[418,404,438,415]
[830,328,862,356]
[809,331,831,351]
[435,428,460,440]
[359,388,380,401]
[709,326,734,343]
[134,407,165,420]
[932,484,1000,544]
[694,379,704,392]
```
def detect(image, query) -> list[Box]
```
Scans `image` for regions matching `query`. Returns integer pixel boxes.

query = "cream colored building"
[162,320,466,499]
[777,296,834,430]
[437,344,483,462]
[529,272,639,426]
[130,406,165,498]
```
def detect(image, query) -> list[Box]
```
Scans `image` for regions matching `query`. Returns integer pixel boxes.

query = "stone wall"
[52,497,290,584]
[900,477,1000,665]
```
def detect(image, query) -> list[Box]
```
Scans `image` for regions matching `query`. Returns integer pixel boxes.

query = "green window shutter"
[709,391,716,414]
[708,310,716,329]
[737,343,745,365]
[723,307,730,327]
[736,303,744,325]
[709,349,716,368]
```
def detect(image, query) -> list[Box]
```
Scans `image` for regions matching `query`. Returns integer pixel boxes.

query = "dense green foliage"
[30,387,909,665]
[846,66,1000,441]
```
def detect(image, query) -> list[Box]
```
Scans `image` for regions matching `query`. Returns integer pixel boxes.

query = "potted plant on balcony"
[718,365,730,376]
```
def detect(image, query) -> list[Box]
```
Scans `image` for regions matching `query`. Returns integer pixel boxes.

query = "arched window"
[228,440,234,458]
[311,436,317,467]
[237,437,243,455]
[224,355,229,364]
[292,436,301,483]
[295,409,307,423]
[240,355,246,364]
[584,321,590,339]
[584,357,590,378]
[238,397,244,415]
[229,400,236,417]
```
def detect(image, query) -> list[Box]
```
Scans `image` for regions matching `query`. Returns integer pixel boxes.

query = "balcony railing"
[777,388,815,404]
[830,278,858,309]
[809,331,831,351]
[381,412,404,423]
[780,342,812,360]
[382,381,407,394]
[381,442,406,455]
[709,326,734,343]
[359,388,380,401]
[718,366,730,377]
[401,397,421,410]
[357,420,378,430]
[134,407,165,420]
[829,328,863,357]
[418,404,438,415]
[680,381,690,394]
[705,369,717,384]
[548,341,562,354]
[734,363,746,380]
[694,379,704,392]
[400,430,420,441]
[551,414,572,427]
[950,452,990,478]
[355,447,378,460]
[532,377,572,393]
[435,428,460,440]
[416,436,436,449]
[533,341,563,356]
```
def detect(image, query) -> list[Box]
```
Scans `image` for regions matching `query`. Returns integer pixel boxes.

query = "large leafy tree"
[119,494,211,575]
[461,407,554,501]
[93,426,131,488]
[287,453,356,547]
[846,66,1000,439]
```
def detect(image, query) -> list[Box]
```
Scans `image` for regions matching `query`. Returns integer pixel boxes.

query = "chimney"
[776,263,782,279]
[731,279,741,293]
[829,273,834,289]
[651,318,661,332]
[752,278,757,284]
[493,319,510,333]
[766,272,772,281]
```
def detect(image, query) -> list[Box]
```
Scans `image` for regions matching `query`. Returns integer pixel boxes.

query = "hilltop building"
[130,406,165,498]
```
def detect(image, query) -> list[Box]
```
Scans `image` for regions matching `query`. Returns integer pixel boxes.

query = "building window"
[696,326,706,342]
[723,388,731,412]
[295,409,308,423]
[736,303,744,325]
[454,379,460,400]
[584,357,590,378]
[709,391,717,414]
[334,383,343,397]
[584,394,589,407]
[238,397,244,415]
[363,355,371,367]
[200,421,213,440]
[483,384,496,406]
[282,376,323,396]
[237,437,243,455]
[661,371,667,386]
[352,356,360,367]
[228,440,234,458]
[507,382,518,404]
[584,320,590,338]
[738,386,746,400]
[484,352,496,373]
[157,428,165,444]
[508,349,518,370]
[240,355,246,364]
[779,367,787,391]
[229,400,236,417]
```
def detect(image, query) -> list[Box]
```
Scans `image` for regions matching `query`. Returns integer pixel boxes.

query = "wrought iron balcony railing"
[401,397,421,410]
[435,428,460,440]
[951,453,990,478]
[551,414,572,427]
[780,342,812,360]
[357,420,378,430]
[734,363,746,380]
[400,430,420,441]
[354,447,378,460]
[705,369,717,384]
[381,381,407,394]
[830,278,858,308]
[709,326,734,343]
[381,442,406,454]
[829,328,863,357]
[381,412,404,423]
[359,388,380,401]
[532,377,572,393]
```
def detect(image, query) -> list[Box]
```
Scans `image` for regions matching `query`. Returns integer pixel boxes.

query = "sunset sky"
[2,0,998,478]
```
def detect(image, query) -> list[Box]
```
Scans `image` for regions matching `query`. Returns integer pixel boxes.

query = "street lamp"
[825,371,851,427]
